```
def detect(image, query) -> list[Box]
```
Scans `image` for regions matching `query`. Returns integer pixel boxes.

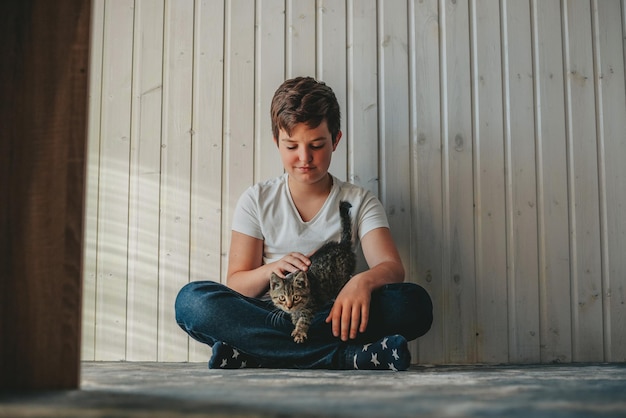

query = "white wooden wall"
[83,0,626,364]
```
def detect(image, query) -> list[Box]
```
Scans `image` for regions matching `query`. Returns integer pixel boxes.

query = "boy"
[175,77,432,370]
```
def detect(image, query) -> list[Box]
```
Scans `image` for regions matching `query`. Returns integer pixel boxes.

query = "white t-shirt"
[232,173,389,266]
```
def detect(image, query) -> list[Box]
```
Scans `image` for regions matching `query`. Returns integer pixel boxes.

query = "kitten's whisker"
[269,311,279,327]
[266,308,287,327]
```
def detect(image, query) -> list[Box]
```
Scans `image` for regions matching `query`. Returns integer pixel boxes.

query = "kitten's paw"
[291,329,308,343]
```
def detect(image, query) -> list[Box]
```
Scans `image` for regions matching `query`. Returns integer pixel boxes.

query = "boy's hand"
[325,277,371,341]
[270,252,311,278]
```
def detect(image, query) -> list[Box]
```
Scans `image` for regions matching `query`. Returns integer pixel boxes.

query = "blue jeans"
[175,280,433,369]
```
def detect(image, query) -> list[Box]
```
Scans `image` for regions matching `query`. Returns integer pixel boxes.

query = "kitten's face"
[269,271,311,313]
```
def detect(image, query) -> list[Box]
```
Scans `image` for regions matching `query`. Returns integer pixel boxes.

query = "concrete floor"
[1,362,625,417]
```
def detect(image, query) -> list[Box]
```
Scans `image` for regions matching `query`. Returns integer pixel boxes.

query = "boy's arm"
[227,230,311,298]
[226,231,269,297]
[325,227,405,341]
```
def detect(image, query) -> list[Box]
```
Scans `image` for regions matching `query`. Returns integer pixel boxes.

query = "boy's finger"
[350,306,361,339]
[340,304,351,341]
[359,304,369,333]
[326,305,341,337]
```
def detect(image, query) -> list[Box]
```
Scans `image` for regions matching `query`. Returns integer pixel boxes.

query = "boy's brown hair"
[270,77,341,144]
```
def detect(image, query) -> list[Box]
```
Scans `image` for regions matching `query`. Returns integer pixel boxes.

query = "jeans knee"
[174,280,223,327]
[382,282,433,340]
[175,282,197,326]
[408,283,433,339]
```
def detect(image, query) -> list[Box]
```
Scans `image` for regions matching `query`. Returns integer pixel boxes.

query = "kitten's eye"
[293,295,301,301]
[279,296,286,301]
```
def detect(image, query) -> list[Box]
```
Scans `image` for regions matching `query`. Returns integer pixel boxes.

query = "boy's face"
[274,120,341,187]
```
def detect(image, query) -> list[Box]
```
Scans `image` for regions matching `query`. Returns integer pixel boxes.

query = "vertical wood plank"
[318,0,348,180]
[158,0,194,361]
[254,0,285,183]
[346,0,378,277]
[533,0,573,363]
[378,0,412,278]
[502,0,540,363]
[594,0,626,362]
[441,0,477,363]
[188,0,225,362]
[563,0,604,362]
[471,0,508,364]
[221,0,256,284]
[347,0,379,196]
[410,0,445,365]
[126,0,164,361]
[286,0,316,77]
[82,0,105,361]
[191,0,225,283]
[95,0,134,361]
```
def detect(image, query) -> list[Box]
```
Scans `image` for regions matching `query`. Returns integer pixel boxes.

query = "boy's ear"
[332,131,343,151]
[273,137,279,147]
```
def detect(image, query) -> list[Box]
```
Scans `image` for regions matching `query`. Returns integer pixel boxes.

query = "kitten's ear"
[269,273,282,290]
[293,271,308,288]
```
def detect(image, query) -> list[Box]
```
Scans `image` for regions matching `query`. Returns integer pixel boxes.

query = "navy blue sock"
[208,342,260,369]
[351,335,411,371]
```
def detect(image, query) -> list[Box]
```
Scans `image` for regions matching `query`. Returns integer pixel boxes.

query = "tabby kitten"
[269,201,356,343]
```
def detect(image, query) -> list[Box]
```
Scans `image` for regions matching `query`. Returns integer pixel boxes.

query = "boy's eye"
[284,143,325,150]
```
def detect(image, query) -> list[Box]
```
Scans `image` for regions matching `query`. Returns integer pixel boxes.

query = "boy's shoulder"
[248,173,288,195]
[238,174,289,211]
[332,175,373,199]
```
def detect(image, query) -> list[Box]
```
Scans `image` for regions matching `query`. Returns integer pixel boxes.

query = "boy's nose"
[299,149,312,163]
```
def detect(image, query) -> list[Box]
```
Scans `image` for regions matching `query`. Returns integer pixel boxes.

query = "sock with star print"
[208,341,260,369]
[351,334,411,371]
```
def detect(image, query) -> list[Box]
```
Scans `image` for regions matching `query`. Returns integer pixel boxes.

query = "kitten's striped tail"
[339,201,352,244]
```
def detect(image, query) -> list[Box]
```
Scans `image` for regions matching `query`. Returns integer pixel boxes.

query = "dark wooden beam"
[0,0,90,390]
